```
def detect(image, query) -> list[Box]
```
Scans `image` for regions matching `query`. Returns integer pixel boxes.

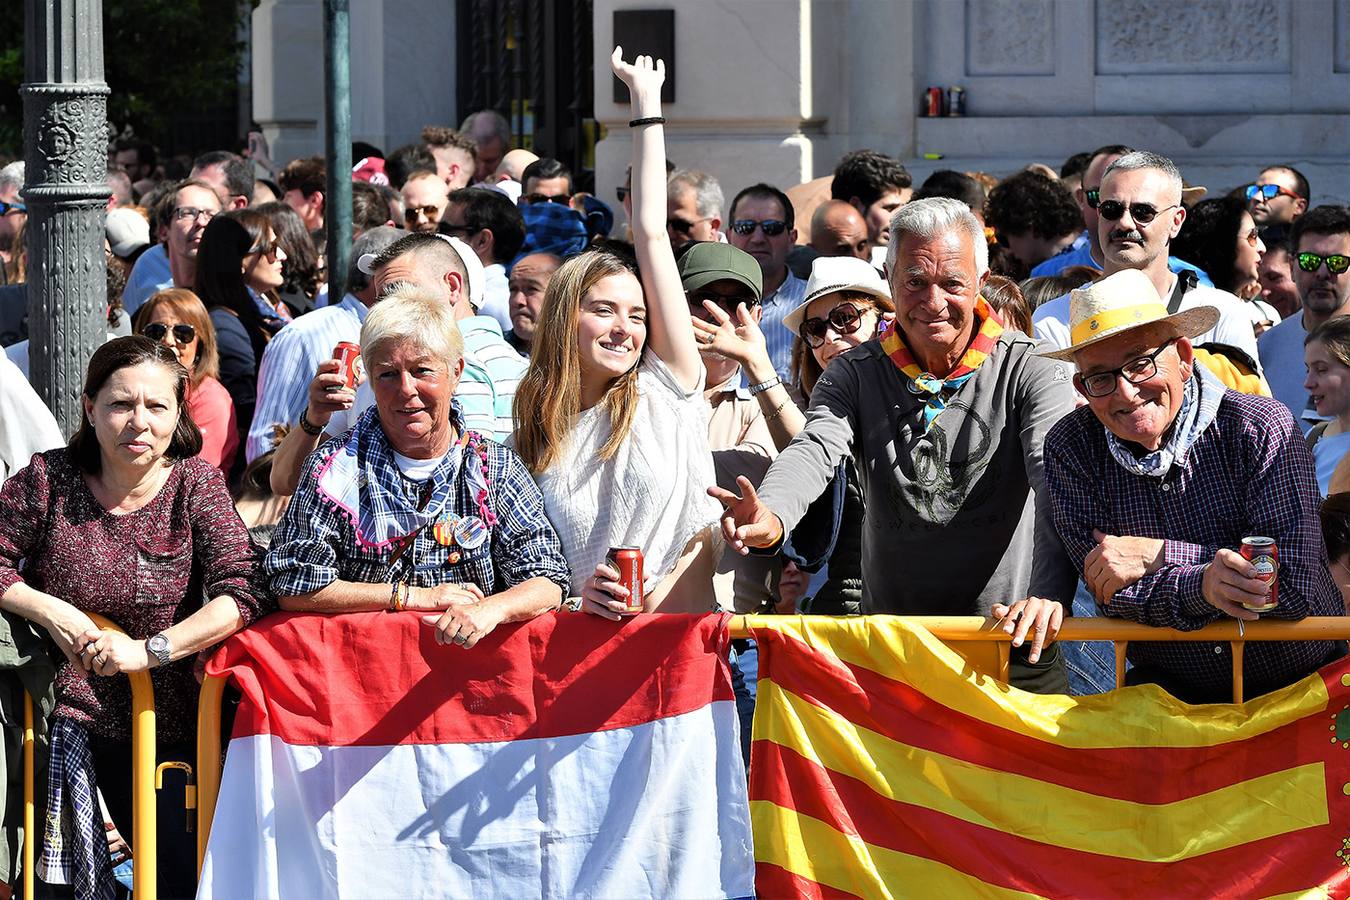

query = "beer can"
[333,341,363,390]
[924,87,945,118]
[1239,536,1279,612]
[947,86,966,117]
[606,546,645,615]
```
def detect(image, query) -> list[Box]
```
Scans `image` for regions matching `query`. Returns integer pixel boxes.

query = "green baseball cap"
[676,242,763,300]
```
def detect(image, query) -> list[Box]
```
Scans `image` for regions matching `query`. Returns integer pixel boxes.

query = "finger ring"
[452,633,468,645]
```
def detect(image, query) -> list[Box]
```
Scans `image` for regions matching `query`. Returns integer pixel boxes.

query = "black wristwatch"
[146,632,171,667]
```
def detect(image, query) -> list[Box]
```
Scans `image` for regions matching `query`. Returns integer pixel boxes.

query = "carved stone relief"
[1096,0,1290,74]
[966,0,1055,76]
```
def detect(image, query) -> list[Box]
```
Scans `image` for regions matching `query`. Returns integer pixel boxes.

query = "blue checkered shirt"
[1044,387,1343,698]
[266,431,571,600]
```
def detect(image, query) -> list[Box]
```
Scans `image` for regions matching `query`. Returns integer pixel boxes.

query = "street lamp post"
[324,0,352,304]
[22,0,111,433]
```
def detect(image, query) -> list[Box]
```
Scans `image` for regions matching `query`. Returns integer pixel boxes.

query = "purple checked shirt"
[1043,385,1343,699]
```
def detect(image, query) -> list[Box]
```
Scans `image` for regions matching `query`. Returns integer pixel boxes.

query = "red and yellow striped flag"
[744,616,1350,898]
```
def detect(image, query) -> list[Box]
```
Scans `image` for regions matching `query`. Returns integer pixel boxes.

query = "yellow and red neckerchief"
[880,296,1005,431]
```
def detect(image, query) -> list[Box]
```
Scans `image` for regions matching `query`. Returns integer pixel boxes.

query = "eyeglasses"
[523,193,571,206]
[437,222,476,238]
[1076,337,1178,398]
[173,206,217,223]
[404,205,442,221]
[1243,228,1261,248]
[0,200,25,216]
[799,303,868,348]
[731,219,787,237]
[668,216,712,235]
[1084,189,1100,209]
[1096,200,1179,226]
[141,322,197,345]
[1246,183,1302,203]
[688,289,759,315]
[1296,252,1350,275]
[615,185,630,203]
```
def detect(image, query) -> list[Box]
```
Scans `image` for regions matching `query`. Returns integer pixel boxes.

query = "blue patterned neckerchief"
[1105,365,1226,479]
[316,404,491,550]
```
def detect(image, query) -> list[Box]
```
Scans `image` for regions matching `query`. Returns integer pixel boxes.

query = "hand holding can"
[1239,536,1279,612]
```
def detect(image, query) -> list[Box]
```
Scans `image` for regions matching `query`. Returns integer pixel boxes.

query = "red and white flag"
[198,611,754,899]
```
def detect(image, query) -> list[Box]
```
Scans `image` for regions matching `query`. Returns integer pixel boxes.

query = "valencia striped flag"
[744,615,1350,898]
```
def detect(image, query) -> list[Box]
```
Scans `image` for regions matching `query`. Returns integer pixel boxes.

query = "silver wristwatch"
[146,632,171,667]
[561,595,583,612]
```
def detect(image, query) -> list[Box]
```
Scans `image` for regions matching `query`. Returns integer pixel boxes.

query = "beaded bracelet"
[628,116,666,128]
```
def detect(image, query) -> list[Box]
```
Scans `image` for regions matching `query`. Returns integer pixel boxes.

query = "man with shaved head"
[809,200,870,262]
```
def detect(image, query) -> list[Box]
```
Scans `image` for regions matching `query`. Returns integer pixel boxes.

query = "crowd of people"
[0,45,1348,896]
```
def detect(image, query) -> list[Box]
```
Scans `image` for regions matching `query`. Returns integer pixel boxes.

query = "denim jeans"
[1060,583,1122,696]
[728,639,758,770]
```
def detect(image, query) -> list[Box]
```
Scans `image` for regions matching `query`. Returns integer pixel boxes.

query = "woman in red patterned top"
[0,335,270,897]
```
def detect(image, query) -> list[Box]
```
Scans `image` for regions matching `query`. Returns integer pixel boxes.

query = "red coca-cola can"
[924,86,945,118]
[1240,536,1279,612]
[333,341,362,390]
[607,546,644,615]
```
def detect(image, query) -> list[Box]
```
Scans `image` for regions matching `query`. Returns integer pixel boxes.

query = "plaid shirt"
[266,430,570,600]
[1044,386,1343,698]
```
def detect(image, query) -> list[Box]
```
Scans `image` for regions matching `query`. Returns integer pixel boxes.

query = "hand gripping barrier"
[23,612,159,900]
[191,614,1350,864]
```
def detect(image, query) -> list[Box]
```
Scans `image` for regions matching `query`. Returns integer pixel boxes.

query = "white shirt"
[478,263,512,332]
[0,353,63,482]
[530,354,722,597]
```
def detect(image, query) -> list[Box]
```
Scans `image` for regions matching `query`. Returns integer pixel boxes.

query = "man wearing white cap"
[713,197,1078,693]
[269,231,526,496]
[1041,269,1343,703]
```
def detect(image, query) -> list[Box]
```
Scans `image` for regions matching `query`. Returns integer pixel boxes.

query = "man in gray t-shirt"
[712,197,1077,693]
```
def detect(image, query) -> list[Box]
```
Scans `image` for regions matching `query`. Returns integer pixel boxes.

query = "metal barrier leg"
[1114,642,1128,689]
[195,674,226,875]
[22,693,33,900]
[996,642,1011,684]
[1231,641,1245,704]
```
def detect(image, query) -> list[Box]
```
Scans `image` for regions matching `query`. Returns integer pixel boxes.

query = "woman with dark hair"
[1173,196,1275,331]
[256,200,323,313]
[0,335,270,896]
[195,208,289,442]
[134,287,238,472]
[1320,492,1350,613]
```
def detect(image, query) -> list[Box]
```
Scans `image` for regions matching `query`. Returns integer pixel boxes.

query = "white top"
[1032,277,1261,366]
[0,353,64,482]
[479,263,512,333]
[392,449,449,481]
[532,354,722,596]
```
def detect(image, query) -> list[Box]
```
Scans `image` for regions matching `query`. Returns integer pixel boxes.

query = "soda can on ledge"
[1239,536,1279,612]
[333,341,363,390]
[947,86,966,117]
[607,547,645,615]
[924,86,945,118]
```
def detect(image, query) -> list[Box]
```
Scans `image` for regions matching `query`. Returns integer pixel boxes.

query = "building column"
[22,0,111,433]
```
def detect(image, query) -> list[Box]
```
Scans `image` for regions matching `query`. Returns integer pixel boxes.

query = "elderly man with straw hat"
[1041,269,1343,704]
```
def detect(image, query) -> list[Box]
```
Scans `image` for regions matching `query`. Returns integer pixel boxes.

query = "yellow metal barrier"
[195,673,226,874]
[728,614,1350,704]
[21,612,158,900]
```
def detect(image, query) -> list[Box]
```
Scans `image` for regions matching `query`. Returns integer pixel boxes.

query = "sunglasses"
[142,322,197,345]
[731,219,787,237]
[1246,183,1302,203]
[1296,252,1350,275]
[615,185,630,203]
[1243,228,1260,248]
[248,240,281,259]
[1076,338,1177,398]
[668,216,712,235]
[688,289,759,314]
[438,222,476,238]
[1084,188,1100,209]
[0,200,25,216]
[1096,200,1178,225]
[523,193,571,206]
[404,204,442,221]
[799,303,868,348]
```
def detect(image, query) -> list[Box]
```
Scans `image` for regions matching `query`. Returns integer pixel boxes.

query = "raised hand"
[691,301,771,372]
[707,475,784,555]
[610,46,666,108]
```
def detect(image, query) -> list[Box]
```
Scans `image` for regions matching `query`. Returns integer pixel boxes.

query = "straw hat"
[782,256,891,335]
[1038,269,1218,362]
